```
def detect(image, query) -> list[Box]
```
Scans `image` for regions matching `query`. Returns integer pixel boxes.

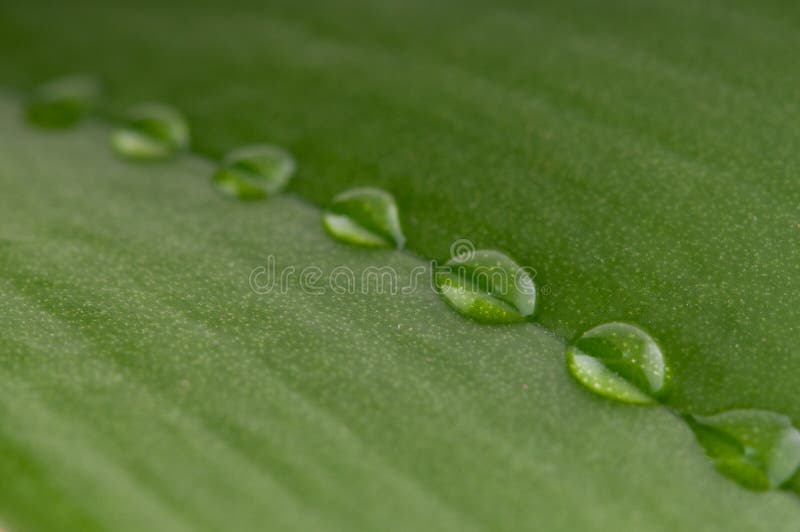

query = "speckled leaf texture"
[0,0,799,530]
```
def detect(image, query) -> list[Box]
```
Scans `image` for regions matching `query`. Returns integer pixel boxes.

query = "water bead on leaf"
[110,103,189,161]
[566,322,668,405]
[434,249,537,324]
[26,74,101,129]
[687,409,800,491]
[212,144,296,200]
[322,187,405,249]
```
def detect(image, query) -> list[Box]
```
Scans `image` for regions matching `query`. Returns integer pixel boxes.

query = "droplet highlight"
[26,75,101,129]
[687,409,800,491]
[212,144,295,200]
[322,188,405,248]
[566,322,668,404]
[434,249,537,324]
[110,103,189,161]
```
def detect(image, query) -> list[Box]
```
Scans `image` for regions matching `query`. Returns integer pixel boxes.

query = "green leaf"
[2,0,800,528]
[2,0,797,426]
[1,97,798,530]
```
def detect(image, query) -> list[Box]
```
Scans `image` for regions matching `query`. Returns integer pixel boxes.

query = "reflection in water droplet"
[110,103,189,161]
[786,467,800,494]
[566,322,668,404]
[434,249,536,324]
[212,144,295,200]
[687,409,800,491]
[26,75,101,129]
[322,188,405,248]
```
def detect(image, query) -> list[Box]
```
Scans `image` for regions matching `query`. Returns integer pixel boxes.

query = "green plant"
[1,1,799,530]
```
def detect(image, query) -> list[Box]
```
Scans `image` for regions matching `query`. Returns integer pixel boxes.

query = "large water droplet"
[110,103,189,161]
[434,250,537,323]
[566,322,668,404]
[26,75,101,129]
[687,409,800,491]
[212,144,295,200]
[322,188,405,248]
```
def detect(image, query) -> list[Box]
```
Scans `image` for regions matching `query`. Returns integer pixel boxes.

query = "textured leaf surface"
[1,99,798,530]
[2,0,800,528]
[1,0,797,424]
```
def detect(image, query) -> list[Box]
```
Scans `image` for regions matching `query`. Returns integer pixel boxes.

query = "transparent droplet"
[212,144,295,200]
[566,322,668,404]
[26,74,101,129]
[322,188,405,248]
[786,467,800,493]
[434,249,537,324]
[110,103,189,161]
[687,409,800,491]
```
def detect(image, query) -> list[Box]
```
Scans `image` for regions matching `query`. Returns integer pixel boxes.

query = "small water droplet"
[566,322,668,404]
[26,75,101,129]
[434,250,537,323]
[110,103,189,161]
[687,409,800,491]
[212,144,295,200]
[322,187,405,248]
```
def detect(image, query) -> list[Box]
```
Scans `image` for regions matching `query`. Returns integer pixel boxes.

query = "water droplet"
[322,188,405,248]
[434,250,537,323]
[26,75,101,129]
[687,409,800,491]
[110,103,189,161]
[566,322,668,404]
[212,144,295,200]
[786,468,800,493]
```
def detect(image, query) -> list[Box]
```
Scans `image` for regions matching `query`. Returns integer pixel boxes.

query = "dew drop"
[434,250,537,324]
[322,188,405,248]
[687,409,800,491]
[212,144,295,200]
[566,322,668,404]
[110,103,189,161]
[26,75,101,129]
